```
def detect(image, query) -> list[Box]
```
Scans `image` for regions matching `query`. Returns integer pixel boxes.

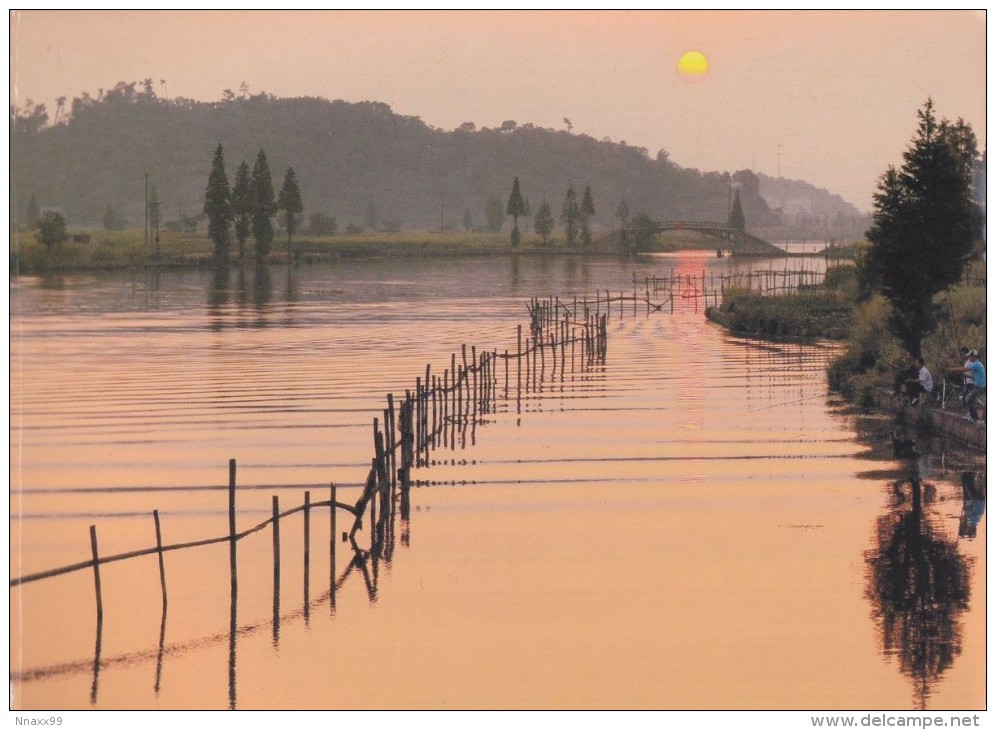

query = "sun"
[677,50,709,81]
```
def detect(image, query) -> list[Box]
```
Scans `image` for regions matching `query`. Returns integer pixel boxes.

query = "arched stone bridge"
[617,220,784,256]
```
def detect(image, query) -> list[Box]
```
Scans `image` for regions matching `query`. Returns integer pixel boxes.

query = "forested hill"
[10,87,863,233]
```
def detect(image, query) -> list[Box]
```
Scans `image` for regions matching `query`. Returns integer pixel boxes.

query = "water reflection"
[10,257,984,709]
[154,607,167,695]
[90,614,102,705]
[206,263,277,329]
[864,455,973,710]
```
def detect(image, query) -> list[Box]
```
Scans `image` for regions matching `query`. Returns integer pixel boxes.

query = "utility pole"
[776,144,782,178]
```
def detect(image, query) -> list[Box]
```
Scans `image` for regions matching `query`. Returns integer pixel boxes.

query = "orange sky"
[8,10,987,210]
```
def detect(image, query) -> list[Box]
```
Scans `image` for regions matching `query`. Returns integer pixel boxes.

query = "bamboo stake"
[228,459,237,594]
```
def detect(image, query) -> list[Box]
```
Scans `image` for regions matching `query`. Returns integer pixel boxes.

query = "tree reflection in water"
[864,456,973,710]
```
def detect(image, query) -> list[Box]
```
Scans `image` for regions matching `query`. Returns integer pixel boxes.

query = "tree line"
[11,86,872,238]
[501,178,600,247]
[203,144,303,261]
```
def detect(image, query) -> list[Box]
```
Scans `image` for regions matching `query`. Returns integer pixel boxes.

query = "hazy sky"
[9,9,987,211]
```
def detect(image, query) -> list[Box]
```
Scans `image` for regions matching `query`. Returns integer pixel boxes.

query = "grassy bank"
[826,282,986,409]
[705,260,986,447]
[9,229,553,273]
[705,264,859,340]
[10,226,768,274]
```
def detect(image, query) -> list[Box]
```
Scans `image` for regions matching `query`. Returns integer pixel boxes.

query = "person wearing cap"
[950,350,986,423]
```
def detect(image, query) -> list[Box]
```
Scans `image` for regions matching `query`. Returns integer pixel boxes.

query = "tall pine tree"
[506,177,527,247]
[865,99,979,357]
[249,149,276,260]
[561,186,580,247]
[534,198,555,246]
[203,144,232,260]
[728,188,745,230]
[278,167,304,252]
[580,184,595,246]
[232,160,252,261]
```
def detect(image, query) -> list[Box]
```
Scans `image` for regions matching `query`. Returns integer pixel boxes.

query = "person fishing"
[948,350,986,424]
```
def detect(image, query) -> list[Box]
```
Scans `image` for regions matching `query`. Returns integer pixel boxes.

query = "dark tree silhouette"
[506,177,527,247]
[278,167,304,251]
[728,188,746,230]
[865,99,979,357]
[203,144,232,260]
[580,184,595,246]
[231,160,252,260]
[249,149,276,260]
[533,198,555,245]
[35,210,68,248]
[561,186,580,247]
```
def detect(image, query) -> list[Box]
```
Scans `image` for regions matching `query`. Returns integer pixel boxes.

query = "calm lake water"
[8,253,986,710]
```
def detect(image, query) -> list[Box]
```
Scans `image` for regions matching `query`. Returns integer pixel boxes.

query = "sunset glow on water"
[9,256,986,710]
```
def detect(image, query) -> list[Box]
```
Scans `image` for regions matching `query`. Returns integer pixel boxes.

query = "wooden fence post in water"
[517,325,523,397]
[229,458,237,594]
[89,525,103,621]
[387,393,397,489]
[272,495,281,579]
[272,495,280,640]
[153,510,167,607]
[329,482,338,611]
[304,490,311,618]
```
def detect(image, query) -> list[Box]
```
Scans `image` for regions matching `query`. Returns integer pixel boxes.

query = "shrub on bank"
[707,275,855,340]
[827,283,986,402]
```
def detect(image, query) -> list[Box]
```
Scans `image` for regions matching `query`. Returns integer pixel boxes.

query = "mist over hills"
[10,86,866,237]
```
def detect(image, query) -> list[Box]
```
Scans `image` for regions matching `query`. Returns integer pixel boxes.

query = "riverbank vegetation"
[705,263,860,340]
[828,270,986,409]
[10,226,741,274]
[706,100,987,424]
[830,99,985,410]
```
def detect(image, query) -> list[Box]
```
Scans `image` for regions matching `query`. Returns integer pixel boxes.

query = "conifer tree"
[278,167,304,250]
[580,184,595,246]
[203,143,232,259]
[728,188,746,230]
[249,149,276,259]
[561,186,580,247]
[232,160,252,260]
[865,99,979,357]
[506,177,527,247]
[534,198,555,246]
